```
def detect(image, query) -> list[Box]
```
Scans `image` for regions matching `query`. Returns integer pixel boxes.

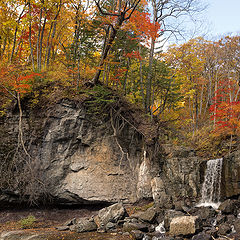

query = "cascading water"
[197,158,223,209]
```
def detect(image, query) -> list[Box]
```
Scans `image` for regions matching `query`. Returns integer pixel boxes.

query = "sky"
[207,0,240,36]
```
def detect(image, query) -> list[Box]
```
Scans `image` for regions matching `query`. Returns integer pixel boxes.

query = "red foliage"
[209,79,240,134]
[124,51,142,60]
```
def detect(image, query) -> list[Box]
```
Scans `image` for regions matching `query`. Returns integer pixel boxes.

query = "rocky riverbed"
[1,198,240,240]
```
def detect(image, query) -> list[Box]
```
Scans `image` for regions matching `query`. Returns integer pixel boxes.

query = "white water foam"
[197,158,223,209]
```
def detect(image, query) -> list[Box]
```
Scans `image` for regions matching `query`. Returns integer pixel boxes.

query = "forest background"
[1,0,240,157]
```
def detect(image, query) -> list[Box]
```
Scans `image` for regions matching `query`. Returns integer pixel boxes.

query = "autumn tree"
[91,0,141,85]
[145,0,206,115]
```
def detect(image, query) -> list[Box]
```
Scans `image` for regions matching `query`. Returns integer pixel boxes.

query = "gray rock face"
[222,151,240,198]
[153,145,203,207]
[1,98,239,207]
[0,99,158,204]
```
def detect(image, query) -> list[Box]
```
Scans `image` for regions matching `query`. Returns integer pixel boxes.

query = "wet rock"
[130,207,157,223]
[130,230,144,240]
[205,227,218,238]
[123,217,138,223]
[174,200,186,211]
[233,218,240,233]
[169,216,199,236]
[219,199,237,214]
[105,222,117,231]
[192,232,211,240]
[189,206,217,220]
[160,145,202,203]
[218,222,231,235]
[151,234,173,240]
[148,224,155,233]
[123,222,149,232]
[69,217,97,233]
[142,234,151,240]
[98,202,127,226]
[226,214,236,224]
[216,214,226,225]
[189,206,217,227]
[155,210,165,224]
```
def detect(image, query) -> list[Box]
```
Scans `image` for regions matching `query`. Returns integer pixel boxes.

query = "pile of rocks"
[56,198,240,240]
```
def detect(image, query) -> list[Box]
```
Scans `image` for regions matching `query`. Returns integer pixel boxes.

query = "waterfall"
[197,158,223,209]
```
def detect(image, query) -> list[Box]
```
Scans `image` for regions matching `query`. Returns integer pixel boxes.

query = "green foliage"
[18,215,36,229]
[84,85,116,118]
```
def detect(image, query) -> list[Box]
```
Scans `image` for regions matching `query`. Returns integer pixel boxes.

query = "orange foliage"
[124,10,161,41]
[0,65,41,95]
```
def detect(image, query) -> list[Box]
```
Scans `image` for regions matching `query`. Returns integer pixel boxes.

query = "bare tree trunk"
[1,37,7,60]
[37,7,43,70]
[123,58,130,95]
[39,14,47,70]
[10,8,25,63]
[28,1,35,70]
[139,45,145,108]
[213,80,218,127]
[106,64,110,86]
[46,1,61,68]
[76,59,81,89]
[146,37,155,113]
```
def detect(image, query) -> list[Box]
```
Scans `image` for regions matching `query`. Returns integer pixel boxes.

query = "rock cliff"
[0,97,161,205]
[0,94,239,207]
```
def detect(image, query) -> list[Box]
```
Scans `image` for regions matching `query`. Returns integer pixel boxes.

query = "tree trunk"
[28,2,35,70]
[92,15,124,85]
[37,7,43,70]
[10,8,25,63]
[146,37,155,113]
[123,58,130,95]
[39,14,47,71]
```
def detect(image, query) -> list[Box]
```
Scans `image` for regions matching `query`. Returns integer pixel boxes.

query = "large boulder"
[69,217,97,233]
[164,210,185,230]
[130,207,157,223]
[98,202,127,226]
[169,216,199,236]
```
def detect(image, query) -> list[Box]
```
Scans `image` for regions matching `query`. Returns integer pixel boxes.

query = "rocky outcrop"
[0,98,159,205]
[0,98,209,207]
[152,145,204,208]
[1,95,239,207]
[222,151,240,198]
